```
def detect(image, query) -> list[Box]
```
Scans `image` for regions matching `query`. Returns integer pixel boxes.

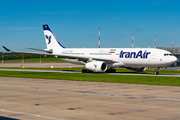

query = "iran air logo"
[45,35,51,44]
[119,50,151,59]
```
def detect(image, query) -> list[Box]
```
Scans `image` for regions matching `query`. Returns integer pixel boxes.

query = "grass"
[1,67,180,74]
[0,70,180,86]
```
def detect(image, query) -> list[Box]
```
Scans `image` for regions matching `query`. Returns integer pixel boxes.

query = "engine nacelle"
[85,61,107,72]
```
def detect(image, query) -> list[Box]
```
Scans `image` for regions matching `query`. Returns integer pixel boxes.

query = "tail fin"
[43,25,65,51]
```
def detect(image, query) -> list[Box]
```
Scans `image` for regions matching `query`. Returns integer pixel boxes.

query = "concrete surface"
[0,77,180,120]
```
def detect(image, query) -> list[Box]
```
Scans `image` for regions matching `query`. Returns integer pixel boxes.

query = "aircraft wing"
[3,46,52,55]
[24,47,47,52]
[3,46,120,65]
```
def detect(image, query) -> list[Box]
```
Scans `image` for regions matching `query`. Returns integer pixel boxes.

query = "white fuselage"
[53,47,177,68]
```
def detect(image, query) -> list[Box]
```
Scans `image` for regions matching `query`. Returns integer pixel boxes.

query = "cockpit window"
[164,53,173,56]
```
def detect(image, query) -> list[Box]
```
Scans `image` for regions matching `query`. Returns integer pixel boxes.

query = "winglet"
[2,46,11,52]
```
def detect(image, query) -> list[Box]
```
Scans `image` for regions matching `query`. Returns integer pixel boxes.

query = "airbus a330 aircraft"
[3,25,177,74]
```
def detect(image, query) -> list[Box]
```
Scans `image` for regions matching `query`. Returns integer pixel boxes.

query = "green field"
[1,54,180,86]
[0,68,180,86]
[1,67,180,75]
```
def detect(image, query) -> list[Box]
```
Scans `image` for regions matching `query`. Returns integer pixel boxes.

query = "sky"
[1,0,180,51]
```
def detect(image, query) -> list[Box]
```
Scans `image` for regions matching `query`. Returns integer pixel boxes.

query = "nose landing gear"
[154,67,159,75]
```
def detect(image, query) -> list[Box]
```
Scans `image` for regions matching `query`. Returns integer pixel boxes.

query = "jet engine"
[85,61,107,72]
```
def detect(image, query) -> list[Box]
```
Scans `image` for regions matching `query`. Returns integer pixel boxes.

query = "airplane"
[3,24,177,75]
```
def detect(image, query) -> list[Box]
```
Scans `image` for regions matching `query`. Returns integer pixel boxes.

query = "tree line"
[0,52,54,60]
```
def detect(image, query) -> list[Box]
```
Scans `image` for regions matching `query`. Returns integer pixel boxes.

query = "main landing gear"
[105,68,116,73]
[82,68,116,73]
[154,67,159,75]
[82,69,93,73]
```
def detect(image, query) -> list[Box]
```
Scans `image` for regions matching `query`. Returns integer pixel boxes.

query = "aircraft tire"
[82,69,86,73]
[154,71,159,75]
[105,69,116,73]
[82,69,93,73]
[87,70,93,73]
[105,69,109,73]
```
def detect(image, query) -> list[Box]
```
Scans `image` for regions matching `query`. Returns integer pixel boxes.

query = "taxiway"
[0,63,180,120]
[0,77,180,120]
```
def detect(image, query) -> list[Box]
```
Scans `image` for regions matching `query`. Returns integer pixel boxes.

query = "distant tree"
[0,52,55,60]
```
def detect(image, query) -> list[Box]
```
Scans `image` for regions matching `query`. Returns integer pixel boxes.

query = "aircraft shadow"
[0,116,19,120]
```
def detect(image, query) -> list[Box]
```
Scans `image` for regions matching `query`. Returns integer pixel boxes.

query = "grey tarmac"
[0,77,180,120]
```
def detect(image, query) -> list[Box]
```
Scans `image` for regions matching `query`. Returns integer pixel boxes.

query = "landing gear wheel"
[112,69,116,73]
[105,69,116,73]
[82,69,86,73]
[87,70,93,73]
[154,68,159,75]
[82,69,93,73]
[105,69,109,73]
[154,71,159,75]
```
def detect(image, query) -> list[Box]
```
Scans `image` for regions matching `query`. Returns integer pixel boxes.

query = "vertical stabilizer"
[43,25,65,51]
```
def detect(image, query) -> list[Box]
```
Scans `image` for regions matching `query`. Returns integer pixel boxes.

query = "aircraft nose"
[172,56,177,63]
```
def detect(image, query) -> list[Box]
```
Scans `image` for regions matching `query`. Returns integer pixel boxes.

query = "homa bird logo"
[45,35,51,44]
[94,64,97,68]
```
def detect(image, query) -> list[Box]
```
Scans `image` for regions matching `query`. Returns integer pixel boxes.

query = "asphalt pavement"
[0,77,180,120]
